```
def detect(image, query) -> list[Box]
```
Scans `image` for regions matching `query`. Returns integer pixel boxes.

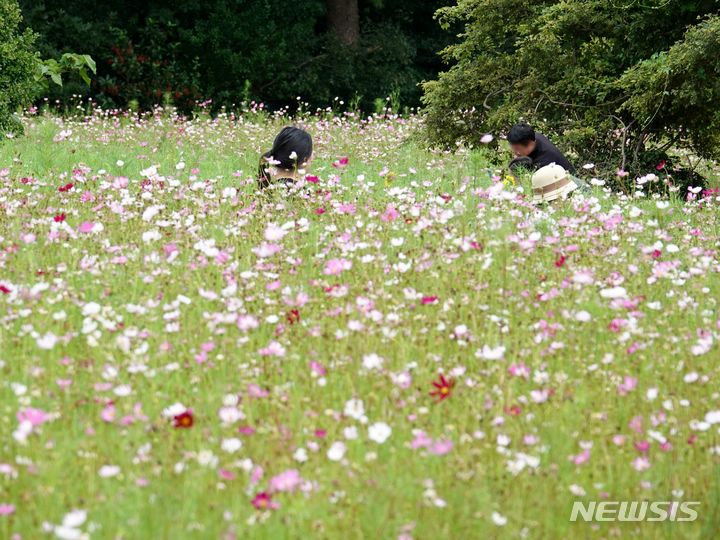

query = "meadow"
[1,106,720,540]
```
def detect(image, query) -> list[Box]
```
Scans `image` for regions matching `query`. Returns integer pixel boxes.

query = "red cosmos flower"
[173,410,194,429]
[421,296,439,305]
[251,492,279,510]
[0,284,11,294]
[286,309,300,325]
[332,157,349,169]
[430,374,455,402]
[305,175,319,184]
[554,255,567,268]
[54,213,66,222]
[315,207,326,215]
[505,405,522,416]
[651,249,662,259]
[656,160,666,171]
[58,183,74,193]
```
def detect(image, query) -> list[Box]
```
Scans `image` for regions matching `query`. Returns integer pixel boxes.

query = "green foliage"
[35,52,96,87]
[18,0,453,112]
[423,0,720,176]
[0,0,37,135]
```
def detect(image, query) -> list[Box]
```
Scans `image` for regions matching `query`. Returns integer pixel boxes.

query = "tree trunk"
[326,0,360,46]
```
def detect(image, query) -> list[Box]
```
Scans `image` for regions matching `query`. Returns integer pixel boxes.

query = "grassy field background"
[1,109,720,539]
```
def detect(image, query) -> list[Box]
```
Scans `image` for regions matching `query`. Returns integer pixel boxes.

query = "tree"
[422,0,720,178]
[326,0,360,45]
[19,0,453,112]
[0,0,37,135]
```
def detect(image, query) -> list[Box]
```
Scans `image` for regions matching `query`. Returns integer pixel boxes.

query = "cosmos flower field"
[1,107,719,539]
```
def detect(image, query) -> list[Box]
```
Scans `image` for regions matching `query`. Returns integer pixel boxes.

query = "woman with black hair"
[258,126,313,189]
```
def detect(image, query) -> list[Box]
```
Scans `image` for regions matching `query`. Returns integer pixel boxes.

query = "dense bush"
[0,0,37,135]
[19,0,453,112]
[422,0,720,176]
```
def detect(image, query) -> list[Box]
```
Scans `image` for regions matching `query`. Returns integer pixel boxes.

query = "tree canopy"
[423,0,720,174]
[18,0,453,112]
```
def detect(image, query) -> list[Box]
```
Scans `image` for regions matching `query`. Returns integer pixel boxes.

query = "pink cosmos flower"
[629,415,643,434]
[258,341,286,357]
[634,440,650,453]
[78,221,96,234]
[17,408,49,427]
[252,242,282,258]
[411,431,433,449]
[309,361,326,376]
[251,492,279,510]
[337,203,356,215]
[428,439,453,456]
[250,466,264,485]
[112,176,129,189]
[618,376,638,396]
[269,469,303,492]
[218,468,236,480]
[0,504,15,516]
[324,258,352,276]
[381,205,399,222]
[571,449,591,465]
[101,404,116,423]
[247,384,269,398]
[237,315,259,332]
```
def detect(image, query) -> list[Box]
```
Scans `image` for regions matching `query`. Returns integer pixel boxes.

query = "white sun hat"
[531,164,578,203]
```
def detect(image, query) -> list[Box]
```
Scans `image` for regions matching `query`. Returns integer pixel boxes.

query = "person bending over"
[258,126,313,189]
[507,123,576,175]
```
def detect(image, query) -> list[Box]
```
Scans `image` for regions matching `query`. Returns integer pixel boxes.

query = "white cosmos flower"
[327,441,346,461]
[575,311,592,322]
[54,526,84,540]
[162,403,187,418]
[600,286,627,299]
[264,223,287,241]
[221,438,243,453]
[362,353,384,370]
[343,398,365,420]
[37,333,58,350]
[368,422,392,444]
[82,302,101,316]
[476,345,506,360]
[140,165,158,177]
[98,465,120,478]
[62,509,87,528]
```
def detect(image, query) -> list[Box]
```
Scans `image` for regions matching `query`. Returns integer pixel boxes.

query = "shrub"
[422,0,720,179]
[0,0,37,135]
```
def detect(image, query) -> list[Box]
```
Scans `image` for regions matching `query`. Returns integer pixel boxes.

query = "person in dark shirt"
[257,126,313,189]
[507,123,576,174]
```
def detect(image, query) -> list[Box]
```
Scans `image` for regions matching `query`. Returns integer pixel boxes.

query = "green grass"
[1,109,719,539]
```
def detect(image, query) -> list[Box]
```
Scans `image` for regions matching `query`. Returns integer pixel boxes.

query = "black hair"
[508,156,534,173]
[258,126,313,188]
[507,123,536,145]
